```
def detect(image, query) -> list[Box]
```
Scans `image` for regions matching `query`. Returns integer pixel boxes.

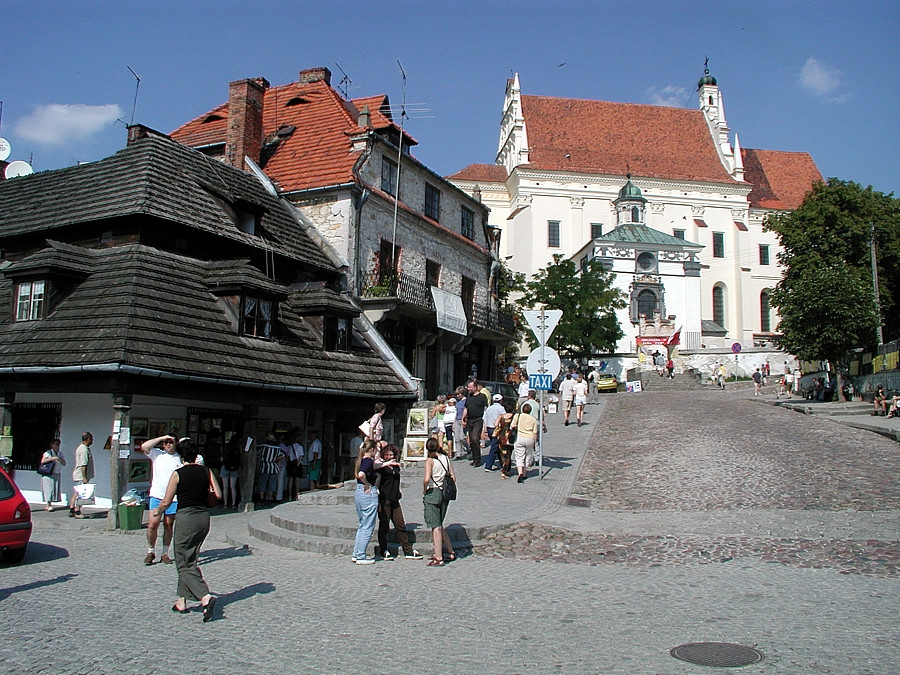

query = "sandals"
[443,551,457,562]
[427,557,444,566]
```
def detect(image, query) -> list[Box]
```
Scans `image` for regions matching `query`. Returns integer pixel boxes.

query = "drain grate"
[670,642,764,668]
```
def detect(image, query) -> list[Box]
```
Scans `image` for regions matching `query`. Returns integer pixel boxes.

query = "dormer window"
[15,280,45,321]
[242,296,274,339]
[324,316,350,352]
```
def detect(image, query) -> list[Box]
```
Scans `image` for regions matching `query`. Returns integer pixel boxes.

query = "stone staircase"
[239,472,502,559]
[638,367,705,391]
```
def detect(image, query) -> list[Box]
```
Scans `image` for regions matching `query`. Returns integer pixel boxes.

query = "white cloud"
[645,85,690,108]
[14,103,123,146]
[799,57,847,101]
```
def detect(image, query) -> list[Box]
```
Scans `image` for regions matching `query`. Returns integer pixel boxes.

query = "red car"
[0,462,32,563]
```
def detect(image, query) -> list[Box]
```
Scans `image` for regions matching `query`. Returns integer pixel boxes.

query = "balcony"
[471,301,516,337]
[360,270,435,312]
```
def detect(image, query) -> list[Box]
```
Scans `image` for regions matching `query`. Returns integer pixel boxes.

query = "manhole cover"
[670,642,764,668]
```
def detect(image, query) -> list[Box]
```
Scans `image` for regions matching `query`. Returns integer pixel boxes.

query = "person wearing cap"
[141,433,183,566]
[482,393,506,472]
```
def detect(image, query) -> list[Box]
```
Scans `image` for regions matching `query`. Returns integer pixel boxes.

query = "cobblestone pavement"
[478,390,900,583]
[2,388,898,673]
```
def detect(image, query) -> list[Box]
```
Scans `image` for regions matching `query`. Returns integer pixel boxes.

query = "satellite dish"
[0,138,10,162]
[5,160,34,179]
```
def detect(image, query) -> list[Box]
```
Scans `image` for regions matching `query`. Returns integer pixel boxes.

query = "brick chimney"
[226,77,269,170]
[298,67,331,86]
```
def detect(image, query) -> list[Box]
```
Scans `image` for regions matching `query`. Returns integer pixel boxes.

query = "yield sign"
[523,309,563,347]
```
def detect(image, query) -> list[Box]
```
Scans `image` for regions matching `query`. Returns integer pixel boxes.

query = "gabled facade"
[0,127,416,514]
[449,70,823,354]
[171,68,514,399]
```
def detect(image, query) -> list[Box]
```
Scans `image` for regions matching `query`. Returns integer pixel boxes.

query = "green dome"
[698,69,717,87]
[617,174,646,202]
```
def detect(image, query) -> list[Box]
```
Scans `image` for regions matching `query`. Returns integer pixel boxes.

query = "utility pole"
[869,221,883,346]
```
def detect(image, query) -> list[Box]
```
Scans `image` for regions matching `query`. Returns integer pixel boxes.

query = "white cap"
[492,393,503,401]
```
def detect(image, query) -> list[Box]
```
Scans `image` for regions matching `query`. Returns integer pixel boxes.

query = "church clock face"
[637,251,656,272]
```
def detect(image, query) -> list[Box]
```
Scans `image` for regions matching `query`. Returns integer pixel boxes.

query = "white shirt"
[517,380,530,398]
[307,439,322,463]
[484,402,505,429]
[149,447,182,500]
[559,377,576,401]
[573,380,589,399]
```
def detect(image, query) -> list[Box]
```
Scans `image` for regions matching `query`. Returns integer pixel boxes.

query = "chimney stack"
[358,105,371,129]
[226,77,269,170]
[299,67,332,86]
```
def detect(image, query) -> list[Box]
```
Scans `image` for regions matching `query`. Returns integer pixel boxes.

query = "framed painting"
[169,419,182,436]
[131,418,149,437]
[402,437,426,461]
[128,459,151,483]
[406,408,428,435]
[148,421,168,438]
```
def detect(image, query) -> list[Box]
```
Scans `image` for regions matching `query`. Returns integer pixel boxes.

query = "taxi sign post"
[523,308,563,479]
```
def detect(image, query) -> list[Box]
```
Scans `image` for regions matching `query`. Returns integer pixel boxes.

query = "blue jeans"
[483,427,499,469]
[353,484,379,560]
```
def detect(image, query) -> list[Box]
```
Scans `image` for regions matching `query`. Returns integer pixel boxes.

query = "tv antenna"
[335,62,352,99]
[390,60,409,265]
[127,66,141,126]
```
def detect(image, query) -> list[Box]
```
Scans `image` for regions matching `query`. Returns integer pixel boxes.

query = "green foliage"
[517,255,626,359]
[765,179,900,359]
[497,261,528,363]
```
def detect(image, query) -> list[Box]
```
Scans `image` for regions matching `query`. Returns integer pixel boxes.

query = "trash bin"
[117,503,143,530]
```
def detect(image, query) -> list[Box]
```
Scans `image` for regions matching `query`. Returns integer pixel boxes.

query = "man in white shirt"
[558,374,577,426]
[307,432,323,489]
[517,378,530,404]
[482,394,506,472]
[141,434,182,566]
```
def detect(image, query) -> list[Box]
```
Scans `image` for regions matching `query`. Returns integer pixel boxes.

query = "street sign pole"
[523,307,562,480]
[539,307,546,479]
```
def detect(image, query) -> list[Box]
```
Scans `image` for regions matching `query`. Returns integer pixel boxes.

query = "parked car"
[0,459,32,564]
[596,373,619,392]
[479,380,519,408]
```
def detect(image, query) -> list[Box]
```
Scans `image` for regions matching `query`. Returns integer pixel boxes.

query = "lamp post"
[870,221,883,346]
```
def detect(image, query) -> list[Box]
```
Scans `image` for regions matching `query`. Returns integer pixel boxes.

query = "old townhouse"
[170,68,514,399]
[0,126,416,516]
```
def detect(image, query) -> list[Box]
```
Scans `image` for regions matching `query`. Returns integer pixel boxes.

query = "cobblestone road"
[2,388,897,674]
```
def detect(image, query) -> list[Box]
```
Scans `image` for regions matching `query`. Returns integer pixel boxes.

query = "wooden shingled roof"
[0,242,412,398]
[0,128,335,276]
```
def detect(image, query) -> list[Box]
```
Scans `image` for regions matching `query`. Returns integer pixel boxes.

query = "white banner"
[430,287,467,336]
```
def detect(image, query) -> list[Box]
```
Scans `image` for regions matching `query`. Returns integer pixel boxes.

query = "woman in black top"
[153,438,222,621]
[375,444,422,560]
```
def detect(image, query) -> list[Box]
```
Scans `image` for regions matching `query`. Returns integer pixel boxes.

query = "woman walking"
[422,437,456,566]
[511,403,538,483]
[39,439,65,511]
[492,402,515,479]
[352,440,379,564]
[152,439,221,622]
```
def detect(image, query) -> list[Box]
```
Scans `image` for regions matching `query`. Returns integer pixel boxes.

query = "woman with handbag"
[492,402,515,480]
[39,439,65,511]
[422,437,456,566]
[511,403,538,483]
[352,440,379,564]
[152,438,222,622]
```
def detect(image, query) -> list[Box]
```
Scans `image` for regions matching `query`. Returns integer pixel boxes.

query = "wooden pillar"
[239,404,258,513]
[107,394,133,531]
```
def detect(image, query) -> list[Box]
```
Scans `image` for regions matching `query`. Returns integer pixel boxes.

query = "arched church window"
[709,95,714,105]
[713,285,726,329]
[638,289,657,319]
[631,206,640,222]
[760,290,771,332]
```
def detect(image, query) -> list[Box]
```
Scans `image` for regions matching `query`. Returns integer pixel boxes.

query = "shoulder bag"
[439,456,457,502]
[508,414,520,445]
[37,453,55,476]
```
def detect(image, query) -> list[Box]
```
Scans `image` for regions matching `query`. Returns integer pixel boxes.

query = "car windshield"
[0,471,16,500]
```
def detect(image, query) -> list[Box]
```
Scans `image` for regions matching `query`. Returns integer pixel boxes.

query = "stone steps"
[244,479,501,558]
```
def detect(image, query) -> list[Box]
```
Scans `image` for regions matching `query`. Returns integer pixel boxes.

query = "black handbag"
[37,460,54,476]
[507,414,520,445]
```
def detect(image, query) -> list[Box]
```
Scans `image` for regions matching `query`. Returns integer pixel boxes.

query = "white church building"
[449,68,822,368]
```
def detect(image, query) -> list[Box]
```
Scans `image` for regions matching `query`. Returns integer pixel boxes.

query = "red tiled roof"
[519,95,738,184]
[447,163,508,182]
[171,80,414,193]
[741,148,822,210]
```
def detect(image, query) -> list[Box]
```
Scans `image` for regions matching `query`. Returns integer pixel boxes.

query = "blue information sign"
[529,373,553,391]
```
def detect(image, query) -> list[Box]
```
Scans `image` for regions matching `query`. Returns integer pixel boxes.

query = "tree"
[765,178,900,397]
[496,261,527,365]
[518,254,626,361]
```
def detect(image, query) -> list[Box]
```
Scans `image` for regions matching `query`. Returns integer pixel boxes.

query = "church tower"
[614,174,647,225]
[698,63,744,181]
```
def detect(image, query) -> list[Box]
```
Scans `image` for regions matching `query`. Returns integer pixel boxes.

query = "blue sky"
[2,1,898,195]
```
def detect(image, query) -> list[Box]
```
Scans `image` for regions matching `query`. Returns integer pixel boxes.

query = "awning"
[693,218,708,228]
[430,287,467,336]
[734,220,748,231]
